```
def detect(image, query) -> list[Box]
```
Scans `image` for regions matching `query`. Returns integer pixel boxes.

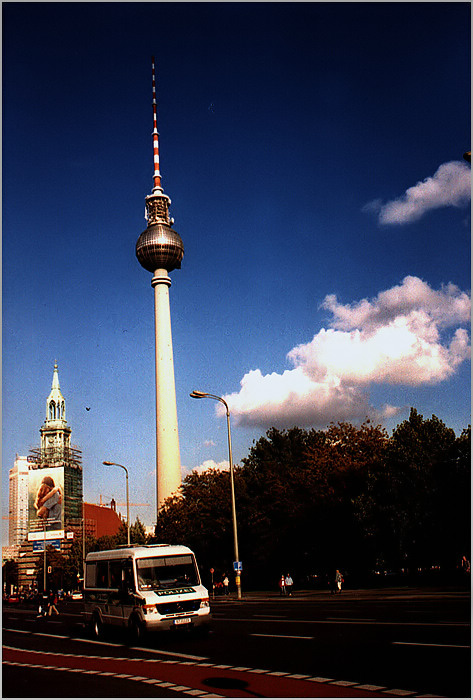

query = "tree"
[2,559,18,594]
[34,547,67,592]
[363,409,461,571]
[303,421,389,575]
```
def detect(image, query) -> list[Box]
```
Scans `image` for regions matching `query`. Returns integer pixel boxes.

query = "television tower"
[136,58,184,517]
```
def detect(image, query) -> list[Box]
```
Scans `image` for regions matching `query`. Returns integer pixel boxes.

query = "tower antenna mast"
[151,56,162,193]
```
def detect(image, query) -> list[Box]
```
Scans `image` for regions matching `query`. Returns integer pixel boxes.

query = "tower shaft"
[153,270,181,510]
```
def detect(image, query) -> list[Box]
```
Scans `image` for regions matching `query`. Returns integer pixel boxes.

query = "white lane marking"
[250,633,314,639]
[5,628,208,660]
[287,673,311,679]
[3,628,30,634]
[132,646,208,660]
[69,637,124,647]
[382,690,415,696]
[215,616,468,627]
[327,617,376,621]
[393,641,470,649]
[307,676,335,682]
[267,671,290,676]
[356,684,386,691]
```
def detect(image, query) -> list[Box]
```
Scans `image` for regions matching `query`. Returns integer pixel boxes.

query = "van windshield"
[136,554,199,590]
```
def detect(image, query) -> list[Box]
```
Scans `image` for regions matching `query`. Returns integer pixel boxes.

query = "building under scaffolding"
[11,364,84,591]
[28,444,83,526]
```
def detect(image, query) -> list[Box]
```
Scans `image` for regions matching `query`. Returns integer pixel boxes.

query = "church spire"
[40,362,71,461]
[45,362,66,423]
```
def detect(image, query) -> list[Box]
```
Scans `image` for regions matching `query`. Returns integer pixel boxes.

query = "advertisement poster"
[28,467,64,536]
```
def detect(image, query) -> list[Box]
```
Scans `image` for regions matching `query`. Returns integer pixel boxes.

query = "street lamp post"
[190,390,241,600]
[43,519,47,592]
[102,461,130,545]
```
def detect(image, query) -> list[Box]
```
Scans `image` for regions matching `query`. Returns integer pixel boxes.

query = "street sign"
[233,561,243,572]
[33,539,61,552]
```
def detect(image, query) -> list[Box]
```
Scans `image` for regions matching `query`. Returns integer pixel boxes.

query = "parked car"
[71,591,83,600]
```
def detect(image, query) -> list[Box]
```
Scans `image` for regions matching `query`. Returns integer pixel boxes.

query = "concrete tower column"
[152,269,181,510]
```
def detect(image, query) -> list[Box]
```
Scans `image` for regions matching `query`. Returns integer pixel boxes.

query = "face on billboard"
[28,467,64,534]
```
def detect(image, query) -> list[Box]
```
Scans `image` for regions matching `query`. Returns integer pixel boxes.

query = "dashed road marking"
[393,641,470,649]
[251,633,314,639]
[383,690,415,696]
[330,680,359,686]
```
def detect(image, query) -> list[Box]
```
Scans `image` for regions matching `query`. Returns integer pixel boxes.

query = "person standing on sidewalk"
[279,575,286,596]
[222,575,229,596]
[285,574,293,596]
[335,570,343,593]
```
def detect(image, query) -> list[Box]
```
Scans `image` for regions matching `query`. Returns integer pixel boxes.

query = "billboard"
[28,467,64,537]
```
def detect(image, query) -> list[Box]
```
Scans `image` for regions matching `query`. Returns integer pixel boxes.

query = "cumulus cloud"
[182,459,229,477]
[363,161,471,224]
[221,277,470,429]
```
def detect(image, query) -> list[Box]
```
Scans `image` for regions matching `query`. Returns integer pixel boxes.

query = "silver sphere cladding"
[136,223,184,273]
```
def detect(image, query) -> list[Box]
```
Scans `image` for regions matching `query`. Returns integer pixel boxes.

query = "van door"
[107,560,126,627]
[119,558,137,625]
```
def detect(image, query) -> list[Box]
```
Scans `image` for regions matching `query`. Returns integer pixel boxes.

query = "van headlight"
[143,604,156,615]
[200,598,209,609]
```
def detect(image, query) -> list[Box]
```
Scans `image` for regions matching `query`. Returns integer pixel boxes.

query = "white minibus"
[83,544,211,641]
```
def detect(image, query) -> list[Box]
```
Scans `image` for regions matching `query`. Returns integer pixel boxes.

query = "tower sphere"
[136,222,184,273]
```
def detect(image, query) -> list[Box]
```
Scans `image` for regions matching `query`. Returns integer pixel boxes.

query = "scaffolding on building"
[28,444,83,525]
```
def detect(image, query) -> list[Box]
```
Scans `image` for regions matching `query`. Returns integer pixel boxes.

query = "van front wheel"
[91,613,103,639]
[129,615,144,644]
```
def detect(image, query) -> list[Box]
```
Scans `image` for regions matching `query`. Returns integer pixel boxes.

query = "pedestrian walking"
[47,590,59,616]
[39,591,48,617]
[335,569,343,593]
[222,575,229,596]
[285,573,293,596]
[279,575,286,596]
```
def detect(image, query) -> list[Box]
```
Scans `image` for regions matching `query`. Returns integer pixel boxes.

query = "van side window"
[123,560,135,592]
[110,560,121,589]
[96,561,108,588]
[85,563,96,588]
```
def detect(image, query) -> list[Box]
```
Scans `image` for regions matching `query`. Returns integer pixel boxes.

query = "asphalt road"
[3,586,470,698]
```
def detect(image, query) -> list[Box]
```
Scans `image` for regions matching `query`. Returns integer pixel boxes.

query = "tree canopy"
[151,410,470,589]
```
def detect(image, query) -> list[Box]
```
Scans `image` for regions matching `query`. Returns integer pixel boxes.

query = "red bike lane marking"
[2,646,400,697]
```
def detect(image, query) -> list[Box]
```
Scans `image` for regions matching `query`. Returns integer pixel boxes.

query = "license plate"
[173,617,192,625]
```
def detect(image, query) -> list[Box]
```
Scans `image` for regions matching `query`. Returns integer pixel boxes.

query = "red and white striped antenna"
[151,56,162,193]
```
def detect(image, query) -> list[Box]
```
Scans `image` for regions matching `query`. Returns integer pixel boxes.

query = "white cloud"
[363,161,471,224]
[221,277,470,429]
[182,459,229,477]
[204,439,216,447]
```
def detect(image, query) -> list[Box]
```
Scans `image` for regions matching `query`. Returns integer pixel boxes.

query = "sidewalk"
[210,585,471,603]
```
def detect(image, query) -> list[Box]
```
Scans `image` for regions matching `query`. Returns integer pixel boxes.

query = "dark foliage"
[152,411,470,589]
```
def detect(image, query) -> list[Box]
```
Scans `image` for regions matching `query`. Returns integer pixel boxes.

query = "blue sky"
[3,3,470,539]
